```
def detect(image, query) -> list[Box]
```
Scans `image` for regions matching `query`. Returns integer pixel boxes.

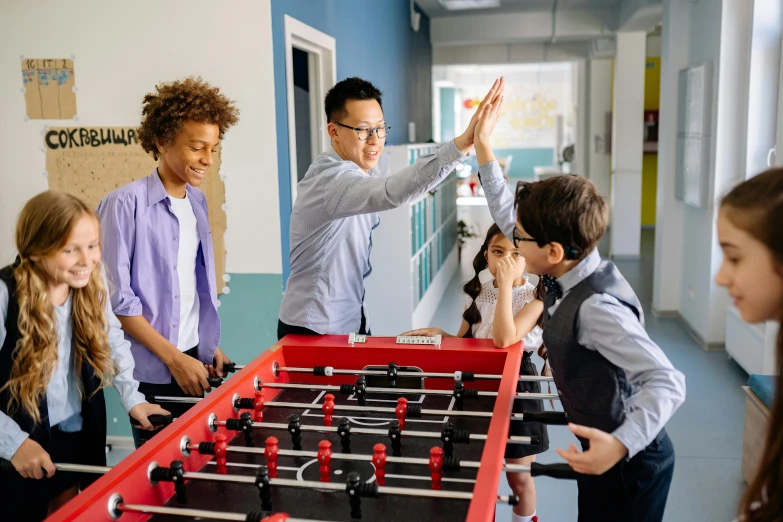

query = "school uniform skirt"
[505,350,550,460]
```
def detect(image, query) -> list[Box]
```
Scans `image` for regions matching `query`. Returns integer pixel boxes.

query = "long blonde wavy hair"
[2,191,115,424]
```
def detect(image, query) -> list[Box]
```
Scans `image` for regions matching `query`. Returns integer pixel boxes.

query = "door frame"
[284,15,336,203]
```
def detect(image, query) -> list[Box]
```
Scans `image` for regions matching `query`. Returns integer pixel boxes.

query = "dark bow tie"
[542,274,563,301]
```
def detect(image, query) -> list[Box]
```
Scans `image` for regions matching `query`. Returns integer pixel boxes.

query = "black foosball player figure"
[386,362,398,388]
[288,414,303,450]
[338,417,352,453]
[355,377,367,406]
[388,420,403,456]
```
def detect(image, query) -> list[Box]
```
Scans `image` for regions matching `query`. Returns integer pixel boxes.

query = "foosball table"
[46,334,575,522]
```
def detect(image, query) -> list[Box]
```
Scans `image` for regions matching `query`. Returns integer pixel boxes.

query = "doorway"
[284,15,336,203]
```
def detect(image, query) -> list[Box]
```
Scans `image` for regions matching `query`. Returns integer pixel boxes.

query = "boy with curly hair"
[97,77,238,446]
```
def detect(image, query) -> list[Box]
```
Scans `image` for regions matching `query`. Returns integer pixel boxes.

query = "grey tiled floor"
[430,230,747,522]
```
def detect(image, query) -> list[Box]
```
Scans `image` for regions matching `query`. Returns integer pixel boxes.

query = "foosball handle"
[531,462,581,480]
[207,377,223,389]
[0,458,13,474]
[521,411,569,425]
[223,362,238,374]
[129,413,175,427]
[338,417,352,453]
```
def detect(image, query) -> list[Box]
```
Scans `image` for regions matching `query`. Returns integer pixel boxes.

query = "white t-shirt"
[169,194,200,351]
[464,278,543,350]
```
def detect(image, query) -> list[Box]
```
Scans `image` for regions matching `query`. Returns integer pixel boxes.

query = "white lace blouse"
[464,278,543,350]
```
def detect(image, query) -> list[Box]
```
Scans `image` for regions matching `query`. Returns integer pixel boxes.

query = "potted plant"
[457,219,477,263]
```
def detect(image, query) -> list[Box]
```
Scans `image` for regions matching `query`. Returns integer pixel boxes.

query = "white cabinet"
[726,304,778,375]
[364,144,459,335]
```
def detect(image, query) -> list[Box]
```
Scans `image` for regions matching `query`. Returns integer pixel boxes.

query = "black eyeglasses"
[334,122,391,141]
[513,228,538,248]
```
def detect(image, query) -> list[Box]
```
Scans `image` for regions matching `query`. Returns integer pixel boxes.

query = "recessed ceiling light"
[437,0,502,11]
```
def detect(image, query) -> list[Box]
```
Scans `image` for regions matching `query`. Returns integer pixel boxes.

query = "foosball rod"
[184,440,580,478]
[147,395,568,424]
[209,415,538,445]
[223,362,553,382]
[37,463,519,507]
[106,493,322,522]
[254,399,565,422]
[153,465,520,504]
[257,381,559,400]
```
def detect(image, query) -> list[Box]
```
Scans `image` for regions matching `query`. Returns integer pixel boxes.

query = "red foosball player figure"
[429,446,443,490]
[318,440,332,482]
[265,437,279,478]
[322,393,336,426]
[373,443,387,486]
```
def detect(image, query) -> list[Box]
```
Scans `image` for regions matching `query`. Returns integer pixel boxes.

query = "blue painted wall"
[272,0,432,286]
[467,148,555,179]
[105,273,283,437]
[440,87,455,142]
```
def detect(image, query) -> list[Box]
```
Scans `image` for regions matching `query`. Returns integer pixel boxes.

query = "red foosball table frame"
[47,334,522,522]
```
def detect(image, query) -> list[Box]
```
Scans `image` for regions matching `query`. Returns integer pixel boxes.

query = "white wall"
[652,0,687,314]
[675,0,725,342]
[654,0,756,345]
[588,59,613,200]
[610,32,646,258]
[0,0,281,274]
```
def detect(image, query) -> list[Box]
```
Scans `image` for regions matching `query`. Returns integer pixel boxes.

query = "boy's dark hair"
[138,76,240,160]
[514,175,608,261]
[324,77,383,123]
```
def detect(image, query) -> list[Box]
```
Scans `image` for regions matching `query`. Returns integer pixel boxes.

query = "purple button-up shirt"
[97,170,221,384]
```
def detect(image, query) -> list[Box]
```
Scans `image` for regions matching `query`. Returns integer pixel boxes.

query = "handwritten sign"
[44,127,227,294]
[22,58,76,119]
[462,83,565,149]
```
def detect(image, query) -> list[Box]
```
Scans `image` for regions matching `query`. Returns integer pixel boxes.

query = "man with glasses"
[278,76,503,339]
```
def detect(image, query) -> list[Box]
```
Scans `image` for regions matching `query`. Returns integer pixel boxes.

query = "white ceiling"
[416,0,623,18]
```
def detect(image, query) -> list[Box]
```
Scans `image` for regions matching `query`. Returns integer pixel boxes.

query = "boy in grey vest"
[479,169,686,522]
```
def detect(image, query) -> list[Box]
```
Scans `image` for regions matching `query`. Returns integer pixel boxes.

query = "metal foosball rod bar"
[255,381,559,401]
[148,461,521,507]
[209,413,538,447]
[107,493,320,522]
[184,437,581,481]
[224,361,553,383]
[148,388,568,430]
[11,460,519,518]
[257,397,567,424]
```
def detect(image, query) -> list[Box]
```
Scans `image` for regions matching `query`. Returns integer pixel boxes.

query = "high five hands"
[454,77,505,156]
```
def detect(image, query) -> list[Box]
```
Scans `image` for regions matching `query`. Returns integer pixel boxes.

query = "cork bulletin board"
[22,58,77,119]
[43,127,227,294]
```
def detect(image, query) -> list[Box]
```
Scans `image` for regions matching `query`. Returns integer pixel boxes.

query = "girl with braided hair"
[403,223,549,522]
